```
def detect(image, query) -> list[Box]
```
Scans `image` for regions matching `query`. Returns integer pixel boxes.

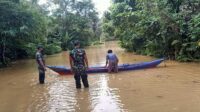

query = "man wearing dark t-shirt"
[36,45,46,84]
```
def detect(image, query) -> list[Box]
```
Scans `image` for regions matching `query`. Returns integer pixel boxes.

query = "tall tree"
[102,0,200,61]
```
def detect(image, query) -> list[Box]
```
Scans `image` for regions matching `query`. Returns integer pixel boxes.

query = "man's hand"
[70,67,74,73]
[85,65,89,70]
[43,66,47,71]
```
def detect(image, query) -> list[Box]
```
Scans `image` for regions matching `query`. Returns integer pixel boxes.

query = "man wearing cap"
[69,41,89,89]
[36,45,46,84]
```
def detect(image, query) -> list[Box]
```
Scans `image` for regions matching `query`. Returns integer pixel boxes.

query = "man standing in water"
[36,45,46,84]
[69,40,89,89]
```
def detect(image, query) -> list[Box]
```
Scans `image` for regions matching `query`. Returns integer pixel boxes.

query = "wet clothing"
[106,53,118,72]
[36,51,45,84]
[70,48,89,88]
[108,61,118,72]
[39,71,45,84]
[106,53,118,62]
[74,74,89,88]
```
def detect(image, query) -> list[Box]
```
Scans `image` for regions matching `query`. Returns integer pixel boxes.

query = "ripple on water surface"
[29,73,127,112]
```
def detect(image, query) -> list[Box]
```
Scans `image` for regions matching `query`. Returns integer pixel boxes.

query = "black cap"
[37,45,43,49]
[74,40,80,46]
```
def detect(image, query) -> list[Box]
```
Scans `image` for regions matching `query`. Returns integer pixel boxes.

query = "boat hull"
[47,59,164,75]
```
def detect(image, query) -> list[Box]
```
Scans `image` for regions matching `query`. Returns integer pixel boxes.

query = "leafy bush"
[102,0,200,62]
[24,43,37,58]
[0,0,47,66]
[45,44,62,55]
[91,41,104,45]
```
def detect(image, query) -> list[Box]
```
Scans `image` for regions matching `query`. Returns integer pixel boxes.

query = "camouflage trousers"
[72,65,89,88]
[72,65,87,75]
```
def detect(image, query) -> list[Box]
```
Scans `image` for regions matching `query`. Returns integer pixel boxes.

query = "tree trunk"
[0,36,7,66]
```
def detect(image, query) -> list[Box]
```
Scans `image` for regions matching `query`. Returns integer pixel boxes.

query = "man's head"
[107,49,113,53]
[37,45,44,51]
[74,40,80,48]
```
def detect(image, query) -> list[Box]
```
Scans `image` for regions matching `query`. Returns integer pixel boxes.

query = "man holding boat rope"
[35,45,46,84]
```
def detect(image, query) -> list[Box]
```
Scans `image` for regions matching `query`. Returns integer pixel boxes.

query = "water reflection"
[89,74,125,112]
[47,79,77,112]
[28,74,78,112]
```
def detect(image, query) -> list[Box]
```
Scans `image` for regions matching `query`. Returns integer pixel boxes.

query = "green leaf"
[171,40,180,46]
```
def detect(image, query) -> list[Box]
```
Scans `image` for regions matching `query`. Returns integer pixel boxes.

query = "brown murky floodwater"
[1,41,200,112]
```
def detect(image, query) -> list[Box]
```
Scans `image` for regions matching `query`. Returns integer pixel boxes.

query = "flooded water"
[0,41,200,112]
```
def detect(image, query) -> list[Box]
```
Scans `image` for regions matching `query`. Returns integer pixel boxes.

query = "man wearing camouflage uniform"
[69,41,89,89]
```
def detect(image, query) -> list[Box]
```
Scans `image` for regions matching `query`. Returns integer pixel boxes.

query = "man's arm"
[116,56,119,62]
[84,52,89,69]
[83,50,89,69]
[116,55,119,63]
[69,55,73,69]
[39,60,46,70]
[105,55,108,67]
[37,53,46,70]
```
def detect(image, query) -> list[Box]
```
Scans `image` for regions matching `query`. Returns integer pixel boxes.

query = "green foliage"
[24,43,37,58]
[103,0,200,62]
[189,13,200,41]
[0,0,100,67]
[45,44,62,55]
[50,0,99,50]
[91,41,104,45]
[0,0,48,66]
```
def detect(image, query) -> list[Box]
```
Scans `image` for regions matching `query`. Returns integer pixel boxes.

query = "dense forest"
[102,0,200,61]
[0,0,100,67]
[0,0,200,68]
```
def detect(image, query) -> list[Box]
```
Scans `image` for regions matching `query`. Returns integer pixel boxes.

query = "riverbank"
[0,40,104,69]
